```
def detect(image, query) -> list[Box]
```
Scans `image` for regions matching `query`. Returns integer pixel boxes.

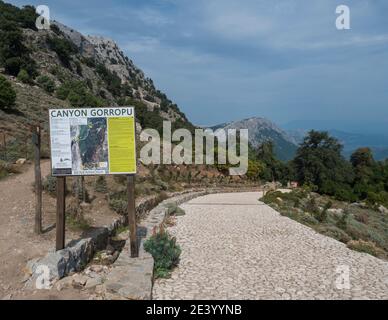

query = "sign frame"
[48,106,137,177]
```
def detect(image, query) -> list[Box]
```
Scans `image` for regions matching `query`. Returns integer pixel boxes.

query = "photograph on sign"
[49,107,137,176]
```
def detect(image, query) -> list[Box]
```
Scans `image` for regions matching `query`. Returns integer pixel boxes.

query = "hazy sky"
[10,0,388,132]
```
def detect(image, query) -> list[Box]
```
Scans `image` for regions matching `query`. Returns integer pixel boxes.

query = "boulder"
[85,276,103,289]
[72,274,89,287]
[15,158,26,165]
[115,231,129,241]
[378,205,388,214]
[55,276,74,291]
[328,208,344,215]
[103,256,154,300]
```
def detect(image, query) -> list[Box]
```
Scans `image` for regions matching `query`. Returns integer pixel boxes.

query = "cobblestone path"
[153,192,388,300]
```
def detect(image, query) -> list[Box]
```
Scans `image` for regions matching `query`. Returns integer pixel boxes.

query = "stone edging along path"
[25,187,260,296]
[103,187,262,300]
[101,190,210,299]
[24,193,169,284]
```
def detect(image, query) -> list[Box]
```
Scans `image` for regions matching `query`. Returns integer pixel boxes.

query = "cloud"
[7,0,388,131]
[134,7,172,27]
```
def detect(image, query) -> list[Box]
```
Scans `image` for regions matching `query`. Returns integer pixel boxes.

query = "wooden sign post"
[1,132,6,161]
[56,177,66,251]
[127,175,138,257]
[33,126,42,235]
[49,107,137,254]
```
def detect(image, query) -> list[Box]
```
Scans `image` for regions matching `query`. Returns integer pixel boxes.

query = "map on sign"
[49,107,137,176]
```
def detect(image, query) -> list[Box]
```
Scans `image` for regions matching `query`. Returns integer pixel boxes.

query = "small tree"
[293,130,354,193]
[17,69,31,83]
[36,75,55,93]
[0,75,16,111]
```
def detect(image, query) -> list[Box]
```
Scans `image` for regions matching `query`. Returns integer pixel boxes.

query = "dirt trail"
[0,161,55,298]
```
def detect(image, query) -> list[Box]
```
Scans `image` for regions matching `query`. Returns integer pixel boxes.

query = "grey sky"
[10,0,388,132]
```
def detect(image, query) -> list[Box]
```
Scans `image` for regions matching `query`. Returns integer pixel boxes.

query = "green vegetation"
[72,178,90,203]
[165,203,186,216]
[347,240,386,257]
[36,75,56,93]
[243,141,291,183]
[109,198,127,215]
[119,97,166,133]
[42,174,57,196]
[0,74,16,111]
[144,227,181,278]
[115,225,129,236]
[46,36,77,68]
[259,130,388,209]
[57,80,104,107]
[0,2,38,78]
[50,24,62,36]
[261,189,388,259]
[0,159,21,179]
[293,131,354,201]
[94,176,108,193]
[96,63,122,97]
[17,69,31,83]
[66,213,91,231]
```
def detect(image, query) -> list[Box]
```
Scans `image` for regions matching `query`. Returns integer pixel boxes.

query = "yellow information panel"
[49,107,136,176]
[108,117,136,174]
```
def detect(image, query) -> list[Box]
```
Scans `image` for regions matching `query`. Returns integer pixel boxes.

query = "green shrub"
[66,213,91,231]
[46,36,77,68]
[260,191,283,204]
[95,176,108,193]
[3,57,23,76]
[50,24,62,35]
[315,201,332,223]
[71,178,90,203]
[56,80,103,107]
[144,228,181,278]
[0,160,10,179]
[336,209,349,230]
[42,174,57,196]
[297,211,319,225]
[109,198,127,215]
[95,63,122,96]
[82,57,96,68]
[345,217,370,240]
[334,185,357,202]
[347,240,385,258]
[0,75,16,111]
[74,60,82,76]
[0,18,37,77]
[305,197,319,215]
[36,75,55,93]
[366,191,388,208]
[165,203,186,216]
[17,69,31,83]
[154,178,169,191]
[316,225,351,243]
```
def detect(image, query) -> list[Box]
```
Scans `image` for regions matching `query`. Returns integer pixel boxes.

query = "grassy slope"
[261,189,388,260]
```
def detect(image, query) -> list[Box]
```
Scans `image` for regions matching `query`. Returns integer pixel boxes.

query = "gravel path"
[153,192,388,300]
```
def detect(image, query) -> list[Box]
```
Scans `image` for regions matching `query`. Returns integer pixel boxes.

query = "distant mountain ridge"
[286,128,388,161]
[211,117,298,161]
[211,117,388,162]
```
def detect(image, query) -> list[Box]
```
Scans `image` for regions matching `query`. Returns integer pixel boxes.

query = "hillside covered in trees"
[0,1,193,165]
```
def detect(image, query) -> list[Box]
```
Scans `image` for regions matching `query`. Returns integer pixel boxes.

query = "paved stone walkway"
[153,192,388,300]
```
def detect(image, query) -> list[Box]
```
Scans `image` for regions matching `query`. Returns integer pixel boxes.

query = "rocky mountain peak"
[211,116,298,161]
